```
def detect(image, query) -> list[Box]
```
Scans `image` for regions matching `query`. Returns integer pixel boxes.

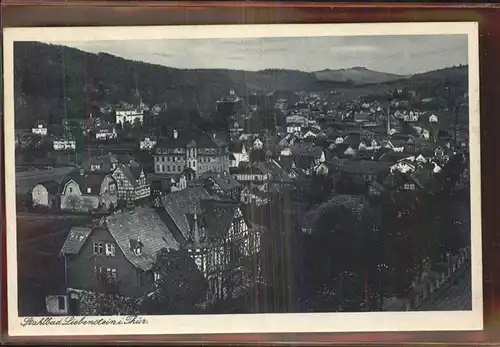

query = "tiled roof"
[61,170,113,195]
[160,187,238,244]
[410,165,433,189]
[341,161,391,175]
[249,149,266,163]
[202,199,238,241]
[160,187,212,240]
[278,138,289,148]
[331,194,369,210]
[370,181,386,192]
[105,207,179,271]
[293,155,315,170]
[97,124,115,133]
[156,130,224,149]
[278,156,294,171]
[291,143,323,159]
[116,161,143,187]
[60,227,92,256]
[82,154,119,173]
[228,141,245,153]
[211,174,241,192]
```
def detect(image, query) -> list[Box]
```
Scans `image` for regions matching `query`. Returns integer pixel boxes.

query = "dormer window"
[130,238,143,255]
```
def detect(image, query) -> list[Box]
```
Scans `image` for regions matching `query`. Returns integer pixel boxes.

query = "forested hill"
[13,41,468,130]
[13,42,318,129]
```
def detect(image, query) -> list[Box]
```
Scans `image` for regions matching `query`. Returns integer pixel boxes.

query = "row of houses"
[31,154,150,212]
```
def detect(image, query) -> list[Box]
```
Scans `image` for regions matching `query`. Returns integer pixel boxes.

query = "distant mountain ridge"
[13,41,468,129]
[314,66,407,85]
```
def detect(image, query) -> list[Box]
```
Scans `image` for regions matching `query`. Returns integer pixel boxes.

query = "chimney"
[79,169,84,176]
[173,129,178,139]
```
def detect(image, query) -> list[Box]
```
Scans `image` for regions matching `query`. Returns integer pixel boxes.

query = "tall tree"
[141,248,208,314]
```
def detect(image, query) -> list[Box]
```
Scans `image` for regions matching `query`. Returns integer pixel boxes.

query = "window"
[58,296,66,310]
[105,243,116,256]
[93,242,104,255]
[69,187,73,194]
[87,187,92,194]
[162,165,165,172]
[97,267,117,284]
[106,268,117,283]
[178,165,181,172]
[167,165,170,171]
[156,165,160,172]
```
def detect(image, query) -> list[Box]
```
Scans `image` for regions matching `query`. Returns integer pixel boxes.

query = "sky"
[44,34,468,76]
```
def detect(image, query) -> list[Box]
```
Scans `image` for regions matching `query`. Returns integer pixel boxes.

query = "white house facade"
[53,139,76,151]
[140,137,157,151]
[116,110,144,125]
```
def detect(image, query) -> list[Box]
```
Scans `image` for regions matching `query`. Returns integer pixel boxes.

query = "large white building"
[115,109,144,125]
[95,125,117,140]
[53,138,76,151]
[140,137,157,151]
[32,121,47,136]
[154,129,229,177]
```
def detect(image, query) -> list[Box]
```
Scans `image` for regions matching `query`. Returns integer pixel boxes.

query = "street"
[416,260,472,311]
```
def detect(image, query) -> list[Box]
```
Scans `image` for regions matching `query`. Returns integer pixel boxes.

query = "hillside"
[13,41,468,130]
[314,66,406,85]
[14,42,320,129]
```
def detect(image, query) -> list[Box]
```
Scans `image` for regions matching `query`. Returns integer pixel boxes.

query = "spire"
[193,207,200,247]
[386,104,391,137]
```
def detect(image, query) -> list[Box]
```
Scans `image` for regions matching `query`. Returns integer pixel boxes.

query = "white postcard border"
[3,22,483,337]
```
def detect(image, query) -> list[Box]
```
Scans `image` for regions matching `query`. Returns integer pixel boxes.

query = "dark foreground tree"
[141,248,208,314]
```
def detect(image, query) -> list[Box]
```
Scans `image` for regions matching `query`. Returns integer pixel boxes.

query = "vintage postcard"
[3,22,482,337]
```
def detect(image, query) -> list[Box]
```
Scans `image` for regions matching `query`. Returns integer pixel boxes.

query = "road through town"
[416,260,472,311]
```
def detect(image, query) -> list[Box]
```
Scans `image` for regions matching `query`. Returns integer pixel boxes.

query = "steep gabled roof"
[82,153,119,174]
[157,130,224,150]
[160,187,212,240]
[60,227,92,256]
[115,161,144,187]
[61,170,113,195]
[211,175,241,192]
[341,161,391,176]
[228,141,245,153]
[202,199,238,241]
